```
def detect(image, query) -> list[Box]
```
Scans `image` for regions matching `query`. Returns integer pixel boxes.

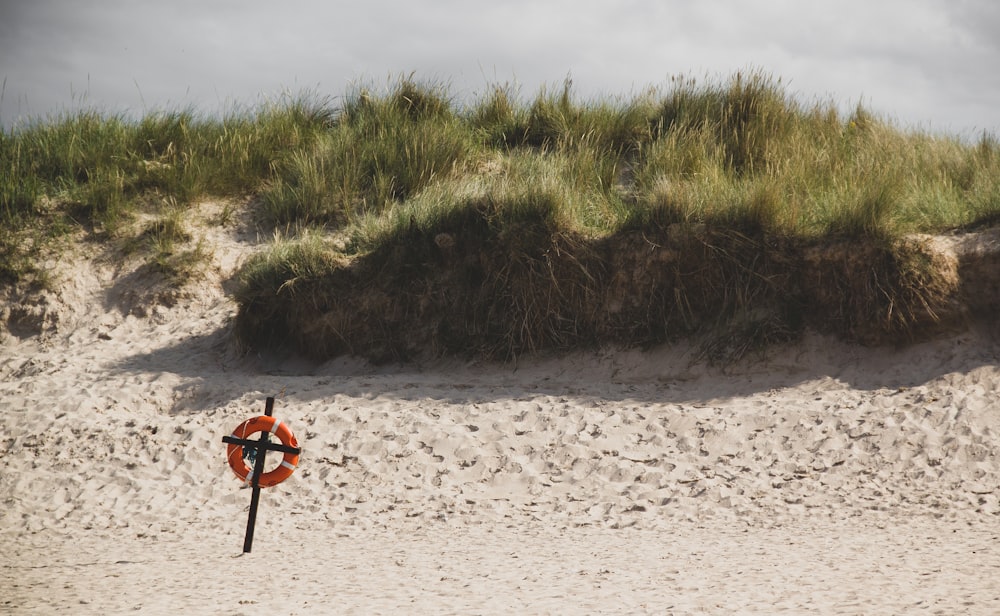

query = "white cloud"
[1,0,997,134]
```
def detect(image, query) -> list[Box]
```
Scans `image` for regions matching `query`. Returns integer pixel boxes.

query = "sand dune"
[2,202,999,614]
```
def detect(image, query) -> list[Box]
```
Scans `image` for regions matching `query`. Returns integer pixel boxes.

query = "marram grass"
[3,72,998,359]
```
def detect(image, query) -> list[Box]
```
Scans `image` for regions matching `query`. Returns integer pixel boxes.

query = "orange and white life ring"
[226,415,300,487]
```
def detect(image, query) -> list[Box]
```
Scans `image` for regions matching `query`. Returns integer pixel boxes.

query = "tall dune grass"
[4,72,997,242]
[260,82,477,227]
[3,72,999,357]
[0,92,334,282]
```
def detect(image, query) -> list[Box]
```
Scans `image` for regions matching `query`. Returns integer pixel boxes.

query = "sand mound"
[2,201,999,613]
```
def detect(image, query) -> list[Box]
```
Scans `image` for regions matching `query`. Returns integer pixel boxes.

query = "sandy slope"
[2,201,999,614]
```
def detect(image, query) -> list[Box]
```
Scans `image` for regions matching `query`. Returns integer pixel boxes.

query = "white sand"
[3,202,999,614]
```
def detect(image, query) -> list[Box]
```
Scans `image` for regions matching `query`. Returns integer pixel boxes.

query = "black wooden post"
[241,396,275,553]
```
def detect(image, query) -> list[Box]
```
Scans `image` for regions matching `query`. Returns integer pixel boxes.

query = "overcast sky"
[2,0,998,137]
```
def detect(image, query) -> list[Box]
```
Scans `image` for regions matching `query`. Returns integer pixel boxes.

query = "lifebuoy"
[226,415,300,487]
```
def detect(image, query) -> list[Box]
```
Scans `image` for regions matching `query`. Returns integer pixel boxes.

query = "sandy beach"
[2,202,999,614]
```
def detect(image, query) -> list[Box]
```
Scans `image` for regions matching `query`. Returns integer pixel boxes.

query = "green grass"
[0,91,334,286]
[3,71,998,359]
[259,82,477,227]
[5,72,997,242]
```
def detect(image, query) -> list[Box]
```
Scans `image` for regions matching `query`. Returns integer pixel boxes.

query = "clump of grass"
[232,231,344,350]
[235,191,597,361]
[795,236,959,343]
[647,70,794,177]
[467,83,529,148]
[199,92,335,197]
[259,77,478,227]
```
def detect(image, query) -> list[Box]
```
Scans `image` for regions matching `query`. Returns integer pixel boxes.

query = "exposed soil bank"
[234,220,1000,363]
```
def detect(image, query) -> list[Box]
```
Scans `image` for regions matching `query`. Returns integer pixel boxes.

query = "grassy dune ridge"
[2,71,998,360]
